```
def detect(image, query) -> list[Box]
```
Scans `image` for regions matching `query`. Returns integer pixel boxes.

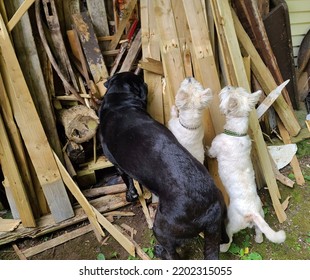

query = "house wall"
[286,0,310,65]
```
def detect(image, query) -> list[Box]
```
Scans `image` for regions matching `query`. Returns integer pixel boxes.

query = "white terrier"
[168,77,212,164]
[208,86,286,252]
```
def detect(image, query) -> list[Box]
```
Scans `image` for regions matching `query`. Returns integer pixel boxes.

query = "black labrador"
[99,72,228,259]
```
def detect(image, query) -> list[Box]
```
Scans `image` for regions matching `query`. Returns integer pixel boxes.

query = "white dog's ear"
[200,88,213,106]
[248,90,262,109]
[175,89,189,109]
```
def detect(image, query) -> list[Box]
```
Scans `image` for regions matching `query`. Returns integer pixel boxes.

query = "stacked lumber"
[0,0,307,255]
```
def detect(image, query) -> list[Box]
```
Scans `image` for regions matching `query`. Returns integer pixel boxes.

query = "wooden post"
[0,13,74,223]
[210,0,287,223]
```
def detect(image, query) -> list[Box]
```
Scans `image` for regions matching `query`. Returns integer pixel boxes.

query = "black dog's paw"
[126,189,139,202]
[154,245,166,259]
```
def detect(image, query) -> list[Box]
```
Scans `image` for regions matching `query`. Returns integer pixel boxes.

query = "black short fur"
[99,72,228,259]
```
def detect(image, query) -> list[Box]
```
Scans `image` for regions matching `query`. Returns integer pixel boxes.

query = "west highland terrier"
[208,86,286,252]
[168,77,212,164]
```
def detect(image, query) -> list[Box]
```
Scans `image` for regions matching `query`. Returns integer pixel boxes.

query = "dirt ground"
[0,115,309,260]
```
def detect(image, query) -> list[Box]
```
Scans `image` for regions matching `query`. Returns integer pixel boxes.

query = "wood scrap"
[7,0,35,31]
[58,105,99,144]
[0,217,21,232]
[21,224,94,258]
[83,183,127,198]
[138,58,163,75]
[12,244,27,260]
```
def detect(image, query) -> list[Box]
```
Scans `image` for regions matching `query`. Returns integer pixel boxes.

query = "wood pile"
[0,0,308,256]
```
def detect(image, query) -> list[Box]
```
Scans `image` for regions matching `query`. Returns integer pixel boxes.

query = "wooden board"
[264,0,299,109]
[140,0,164,124]
[0,13,74,223]
[0,114,36,227]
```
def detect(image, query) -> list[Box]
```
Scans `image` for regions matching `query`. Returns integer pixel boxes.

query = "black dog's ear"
[139,81,148,102]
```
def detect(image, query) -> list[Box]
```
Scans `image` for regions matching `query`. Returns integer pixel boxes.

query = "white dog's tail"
[252,214,286,243]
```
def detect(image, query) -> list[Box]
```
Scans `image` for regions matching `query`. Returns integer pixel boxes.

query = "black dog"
[99,72,228,259]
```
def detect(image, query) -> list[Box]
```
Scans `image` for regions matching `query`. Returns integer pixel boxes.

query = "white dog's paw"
[255,234,263,243]
[220,243,230,253]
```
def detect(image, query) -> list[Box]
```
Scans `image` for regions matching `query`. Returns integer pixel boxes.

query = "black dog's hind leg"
[115,167,139,202]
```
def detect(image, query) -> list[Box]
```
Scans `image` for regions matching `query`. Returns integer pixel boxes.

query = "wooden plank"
[181,0,228,204]
[22,224,94,258]
[211,0,287,223]
[53,151,105,242]
[138,58,163,75]
[72,12,109,97]
[83,183,126,198]
[86,0,109,37]
[0,114,36,227]
[256,79,290,119]
[6,0,64,164]
[7,0,35,31]
[154,0,185,123]
[0,13,74,223]
[109,0,138,50]
[0,217,21,232]
[140,0,164,124]
[232,10,301,137]
[133,180,153,229]
[119,29,142,72]
[92,207,136,257]
[0,71,40,217]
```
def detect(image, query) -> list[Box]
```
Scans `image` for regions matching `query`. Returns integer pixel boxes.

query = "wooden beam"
[0,13,74,223]
[210,0,287,223]
[7,0,35,31]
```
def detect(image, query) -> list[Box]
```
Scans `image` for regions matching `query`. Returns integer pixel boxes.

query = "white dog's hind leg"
[254,226,263,243]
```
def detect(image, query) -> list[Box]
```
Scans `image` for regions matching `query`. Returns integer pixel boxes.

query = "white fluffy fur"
[208,86,286,252]
[168,77,212,164]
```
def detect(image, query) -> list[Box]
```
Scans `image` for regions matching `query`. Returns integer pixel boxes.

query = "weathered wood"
[256,80,290,119]
[92,207,136,257]
[83,183,127,198]
[12,243,27,260]
[0,217,21,232]
[58,105,99,144]
[232,10,301,137]
[7,0,35,31]
[72,12,109,97]
[42,0,79,91]
[62,0,80,30]
[85,0,109,37]
[109,0,138,50]
[140,0,164,124]
[0,114,36,227]
[211,0,287,223]
[119,29,142,72]
[133,180,153,229]
[22,224,94,258]
[138,58,163,75]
